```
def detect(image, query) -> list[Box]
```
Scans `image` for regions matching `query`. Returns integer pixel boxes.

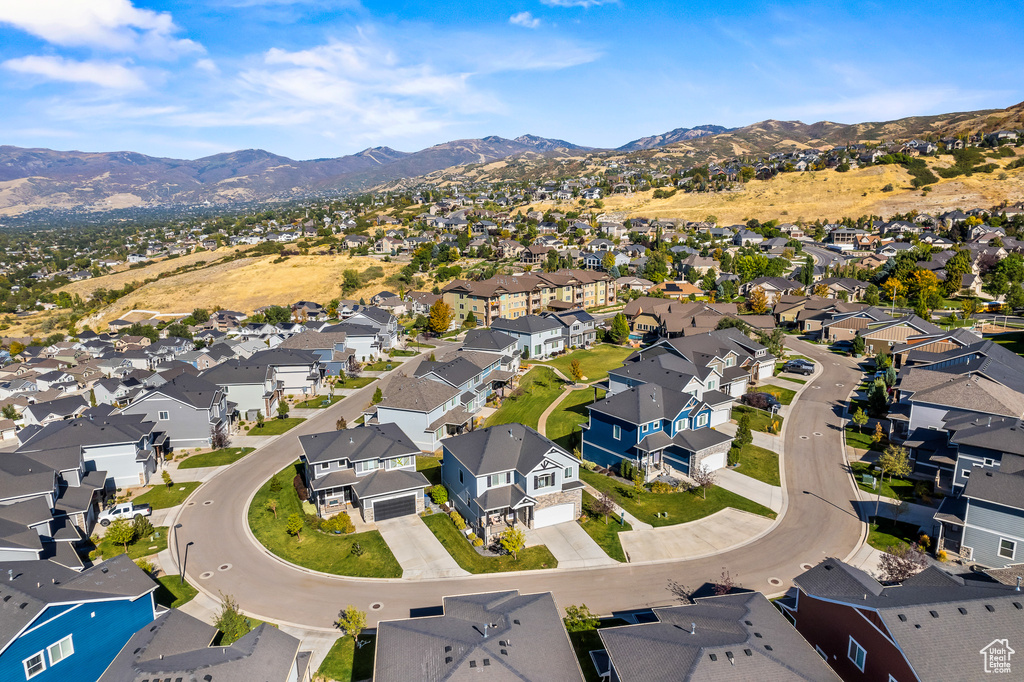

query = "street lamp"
[174,523,183,583]
[181,541,194,585]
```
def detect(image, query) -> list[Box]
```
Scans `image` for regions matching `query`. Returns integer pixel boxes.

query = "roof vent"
[958,608,968,615]
[500,649,508,656]
[445,645,452,653]
[483,659,490,667]
[708,654,718,662]
[690,622,696,635]
[929,611,939,618]
[469,660,477,668]
[986,604,995,612]
[898,614,907,621]
[726,651,735,665]
[754,632,762,638]
[1013,602,1022,610]
[744,649,752,656]
[513,619,520,625]
[744,620,752,626]
[764,645,773,651]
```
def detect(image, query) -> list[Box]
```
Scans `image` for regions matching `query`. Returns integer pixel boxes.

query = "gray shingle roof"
[461,328,517,352]
[299,423,418,465]
[491,314,563,334]
[377,375,460,412]
[443,423,567,477]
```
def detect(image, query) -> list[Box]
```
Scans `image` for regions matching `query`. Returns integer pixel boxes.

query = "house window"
[984,458,995,466]
[696,414,708,427]
[390,456,410,468]
[847,636,867,672]
[48,636,74,665]
[318,462,329,472]
[158,411,170,420]
[489,474,504,487]
[999,538,1016,560]
[613,425,621,440]
[24,652,45,678]
[535,473,554,489]
[355,460,379,474]
[459,470,464,484]
[962,469,971,479]
[641,423,649,433]
[676,418,689,431]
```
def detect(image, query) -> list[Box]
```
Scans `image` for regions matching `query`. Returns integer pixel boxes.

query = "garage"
[700,451,728,472]
[371,494,417,521]
[533,503,575,528]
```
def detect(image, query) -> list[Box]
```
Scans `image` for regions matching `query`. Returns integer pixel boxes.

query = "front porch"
[473,484,535,544]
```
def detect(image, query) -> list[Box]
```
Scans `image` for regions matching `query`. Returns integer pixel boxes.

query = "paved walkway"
[375,516,468,579]
[716,422,782,453]
[536,385,588,437]
[525,522,618,569]
[715,468,784,513]
[618,508,775,563]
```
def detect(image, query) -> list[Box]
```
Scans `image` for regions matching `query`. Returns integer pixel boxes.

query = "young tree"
[609,313,630,344]
[336,417,348,431]
[89,388,97,407]
[563,604,600,632]
[500,526,526,560]
[878,543,927,582]
[256,410,265,428]
[878,444,911,483]
[277,401,289,419]
[852,407,869,434]
[372,386,383,404]
[2,404,18,420]
[569,359,583,383]
[592,492,616,524]
[162,469,173,489]
[851,335,866,356]
[691,463,716,500]
[266,499,278,519]
[713,567,737,595]
[872,421,885,444]
[215,593,252,645]
[813,283,830,298]
[960,298,978,322]
[427,299,455,335]
[286,513,303,541]
[892,500,910,524]
[106,517,135,553]
[867,380,889,416]
[210,424,229,450]
[336,605,367,639]
[735,413,753,450]
[748,286,769,314]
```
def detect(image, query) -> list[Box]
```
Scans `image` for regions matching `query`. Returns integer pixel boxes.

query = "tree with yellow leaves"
[881,277,903,303]
[748,286,769,314]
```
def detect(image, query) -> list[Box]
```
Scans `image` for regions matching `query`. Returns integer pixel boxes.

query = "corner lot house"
[366,375,472,452]
[442,423,582,543]
[490,315,564,360]
[299,424,430,522]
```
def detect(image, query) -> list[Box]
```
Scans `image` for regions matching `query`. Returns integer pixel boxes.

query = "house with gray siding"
[365,375,471,452]
[490,315,565,360]
[118,374,228,449]
[441,423,582,544]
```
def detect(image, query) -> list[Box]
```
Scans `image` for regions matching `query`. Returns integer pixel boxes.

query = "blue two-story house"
[582,383,733,480]
[0,554,156,682]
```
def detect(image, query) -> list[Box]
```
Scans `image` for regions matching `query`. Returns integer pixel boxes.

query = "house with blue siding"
[0,554,157,682]
[582,382,733,480]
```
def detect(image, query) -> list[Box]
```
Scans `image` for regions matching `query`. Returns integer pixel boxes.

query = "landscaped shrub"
[134,558,155,575]
[429,485,448,505]
[618,486,639,500]
[467,532,477,542]
[303,513,322,530]
[650,480,673,494]
[133,515,154,538]
[580,459,597,471]
[918,534,931,551]
[269,477,283,494]
[937,549,948,562]
[473,537,484,547]
[293,475,309,502]
[450,511,466,531]
[620,460,636,481]
[322,513,355,534]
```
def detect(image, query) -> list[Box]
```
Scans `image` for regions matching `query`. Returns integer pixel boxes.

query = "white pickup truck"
[98,502,152,526]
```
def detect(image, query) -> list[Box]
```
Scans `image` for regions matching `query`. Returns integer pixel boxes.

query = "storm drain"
[218,564,232,572]
[199,571,214,580]
[370,602,383,611]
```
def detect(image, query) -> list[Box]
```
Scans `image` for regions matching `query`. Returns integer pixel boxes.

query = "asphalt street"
[171,338,865,630]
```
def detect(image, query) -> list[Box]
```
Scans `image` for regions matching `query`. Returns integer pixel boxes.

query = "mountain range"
[1,102,1022,217]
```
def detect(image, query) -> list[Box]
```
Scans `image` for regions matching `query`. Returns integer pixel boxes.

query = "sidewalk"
[716,421,782,453]
[715,468,784,513]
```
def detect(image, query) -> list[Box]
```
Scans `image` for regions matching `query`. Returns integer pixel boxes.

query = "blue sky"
[0,0,1021,160]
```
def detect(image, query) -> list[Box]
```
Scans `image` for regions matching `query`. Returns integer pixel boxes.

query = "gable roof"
[299,423,418,465]
[443,423,568,477]
[132,373,221,410]
[376,375,461,412]
[491,315,562,334]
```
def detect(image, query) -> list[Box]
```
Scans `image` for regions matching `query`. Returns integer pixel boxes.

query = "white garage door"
[534,503,575,528]
[710,405,730,427]
[701,451,727,472]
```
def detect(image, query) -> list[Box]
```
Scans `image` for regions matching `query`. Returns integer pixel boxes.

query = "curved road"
[172,340,865,629]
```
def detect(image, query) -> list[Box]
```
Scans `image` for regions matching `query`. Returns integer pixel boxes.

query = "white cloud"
[194,58,219,74]
[541,0,618,7]
[509,12,541,29]
[2,55,148,90]
[0,0,201,58]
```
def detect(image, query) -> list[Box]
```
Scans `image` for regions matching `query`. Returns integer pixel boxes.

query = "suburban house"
[0,555,157,682]
[279,330,352,376]
[544,309,598,349]
[442,423,583,544]
[490,315,565,360]
[118,374,229,449]
[374,590,584,682]
[781,557,1024,682]
[622,297,775,339]
[599,592,839,681]
[299,423,430,522]
[366,375,473,452]
[413,349,514,412]
[99,608,310,682]
[818,307,897,344]
[21,395,89,426]
[582,382,734,479]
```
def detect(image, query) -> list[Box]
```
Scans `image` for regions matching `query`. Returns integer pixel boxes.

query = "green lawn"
[406,341,435,349]
[569,619,632,682]
[421,513,558,573]
[486,367,565,430]
[92,525,168,560]
[992,331,1024,355]
[867,515,923,551]
[178,447,253,469]
[389,349,418,357]
[317,635,376,682]
[851,461,917,502]
[752,385,797,405]
[580,469,776,528]
[248,462,403,578]
[154,575,198,608]
[417,455,441,486]
[845,426,888,452]
[134,482,201,509]
[247,417,306,436]
[546,387,605,452]
[337,376,376,389]
[731,444,780,487]
[580,492,631,562]
[731,405,784,433]
[537,344,634,382]
[364,360,399,371]
[778,376,807,385]
[295,395,342,409]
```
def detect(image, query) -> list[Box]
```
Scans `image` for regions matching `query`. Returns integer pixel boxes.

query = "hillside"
[617,125,734,151]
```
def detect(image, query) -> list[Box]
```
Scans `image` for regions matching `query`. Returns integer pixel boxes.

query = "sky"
[0,0,1021,160]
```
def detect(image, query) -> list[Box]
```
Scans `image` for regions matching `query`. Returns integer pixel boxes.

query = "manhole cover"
[767,577,782,586]
[203,500,214,506]
[801,563,814,570]
[813,432,823,437]
[835,383,844,387]
[199,571,214,580]
[370,602,383,610]
[186,501,196,506]
[218,564,232,571]
[812,385,821,389]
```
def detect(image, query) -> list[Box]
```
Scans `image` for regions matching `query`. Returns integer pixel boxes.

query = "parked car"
[743,392,781,411]
[98,502,152,526]
[783,359,815,375]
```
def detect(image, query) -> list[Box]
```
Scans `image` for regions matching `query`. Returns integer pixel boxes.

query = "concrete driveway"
[375,516,468,579]
[618,509,775,563]
[525,522,618,569]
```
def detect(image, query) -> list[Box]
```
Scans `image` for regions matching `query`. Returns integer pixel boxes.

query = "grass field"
[867,516,923,551]
[851,461,917,502]
[178,447,253,469]
[93,525,168,560]
[249,461,402,578]
[317,635,376,682]
[732,405,783,433]
[537,345,633,382]
[154,576,198,608]
[486,367,564,430]
[580,492,631,562]
[752,385,797,405]
[845,426,888,452]
[580,469,775,527]
[417,455,442,486]
[421,513,558,573]
[337,376,376,389]
[546,387,605,451]
[296,395,342,409]
[731,444,780,487]
[247,417,305,435]
[134,482,201,509]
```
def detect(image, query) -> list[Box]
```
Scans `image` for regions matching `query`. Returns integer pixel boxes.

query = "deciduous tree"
[878,542,927,582]
[852,407,869,433]
[427,299,454,335]
[106,517,135,553]
[500,526,526,560]
[286,513,303,541]
[748,286,768,314]
[691,463,716,500]
[569,359,583,382]
[336,605,367,639]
